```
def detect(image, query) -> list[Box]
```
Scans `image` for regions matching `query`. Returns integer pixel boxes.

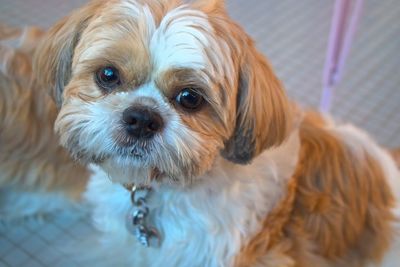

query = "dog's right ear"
[33,2,101,108]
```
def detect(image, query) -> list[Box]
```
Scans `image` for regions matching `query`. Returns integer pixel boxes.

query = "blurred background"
[0,0,399,266]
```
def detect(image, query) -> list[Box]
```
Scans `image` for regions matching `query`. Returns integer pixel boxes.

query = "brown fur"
[235,178,298,267]
[390,148,400,168]
[294,113,395,265]
[236,112,396,266]
[0,25,88,198]
[206,6,292,163]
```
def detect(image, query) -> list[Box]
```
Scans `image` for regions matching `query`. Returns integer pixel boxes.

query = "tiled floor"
[0,0,399,266]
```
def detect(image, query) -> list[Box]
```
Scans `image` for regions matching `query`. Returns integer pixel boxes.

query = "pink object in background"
[320,0,364,112]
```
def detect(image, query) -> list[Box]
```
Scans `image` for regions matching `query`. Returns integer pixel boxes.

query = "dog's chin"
[98,155,152,185]
[92,146,171,186]
[91,145,149,183]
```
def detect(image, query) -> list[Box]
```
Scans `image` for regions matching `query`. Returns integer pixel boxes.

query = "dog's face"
[34,0,291,185]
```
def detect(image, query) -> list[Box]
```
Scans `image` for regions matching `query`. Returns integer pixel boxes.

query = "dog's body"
[1,0,399,265]
[83,113,400,267]
[0,25,89,218]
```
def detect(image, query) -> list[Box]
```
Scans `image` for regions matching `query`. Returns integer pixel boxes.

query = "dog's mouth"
[130,149,142,158]
[111,128,157,159]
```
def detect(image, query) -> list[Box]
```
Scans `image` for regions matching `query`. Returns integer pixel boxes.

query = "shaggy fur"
[0,24,89,218]
[3,0,399,265]
[231,112,399,267]
[391,149,400,168]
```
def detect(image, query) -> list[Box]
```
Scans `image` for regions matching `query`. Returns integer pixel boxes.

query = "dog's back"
[288,112,400,266]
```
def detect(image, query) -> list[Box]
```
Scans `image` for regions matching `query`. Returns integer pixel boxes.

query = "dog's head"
[34,0,292,185]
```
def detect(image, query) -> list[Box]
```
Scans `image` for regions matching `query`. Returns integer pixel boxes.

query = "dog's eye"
[175,88,204,111]
[95,66,121,91]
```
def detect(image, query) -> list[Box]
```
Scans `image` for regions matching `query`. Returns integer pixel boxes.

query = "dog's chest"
[85,166,292,266]
[85,133,300,266]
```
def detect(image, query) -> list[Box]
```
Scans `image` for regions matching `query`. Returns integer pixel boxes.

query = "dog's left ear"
[222,47,292,164]
[206,8,292,164]
[33,1,103,108]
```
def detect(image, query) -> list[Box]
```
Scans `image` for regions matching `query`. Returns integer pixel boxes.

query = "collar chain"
[124,184,161,247]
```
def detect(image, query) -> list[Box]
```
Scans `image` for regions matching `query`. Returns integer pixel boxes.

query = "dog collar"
[124,184,161,247]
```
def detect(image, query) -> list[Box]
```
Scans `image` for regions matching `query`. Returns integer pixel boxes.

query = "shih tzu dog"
[32,0,400,266]
[0,24,89,219]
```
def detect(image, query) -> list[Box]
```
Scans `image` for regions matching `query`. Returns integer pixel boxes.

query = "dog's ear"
[33,2,101,108]
[217,19,292,164]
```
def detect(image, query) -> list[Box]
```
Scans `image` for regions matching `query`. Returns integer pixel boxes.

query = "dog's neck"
[86,127,301,265]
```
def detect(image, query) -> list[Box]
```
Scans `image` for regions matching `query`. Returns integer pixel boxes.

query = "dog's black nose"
[122,107,164,139]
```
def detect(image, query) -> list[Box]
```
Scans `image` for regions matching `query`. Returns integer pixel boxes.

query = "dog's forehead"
[150,7,214,72]
[75,1,218,73]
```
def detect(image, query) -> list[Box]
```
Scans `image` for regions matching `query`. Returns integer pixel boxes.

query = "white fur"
[151,7,211,70]
[150,6,235,89]
[83,130,300,267]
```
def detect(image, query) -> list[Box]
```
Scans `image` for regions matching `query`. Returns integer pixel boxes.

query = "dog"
[0,24,89,219]
[31,0,400,266]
